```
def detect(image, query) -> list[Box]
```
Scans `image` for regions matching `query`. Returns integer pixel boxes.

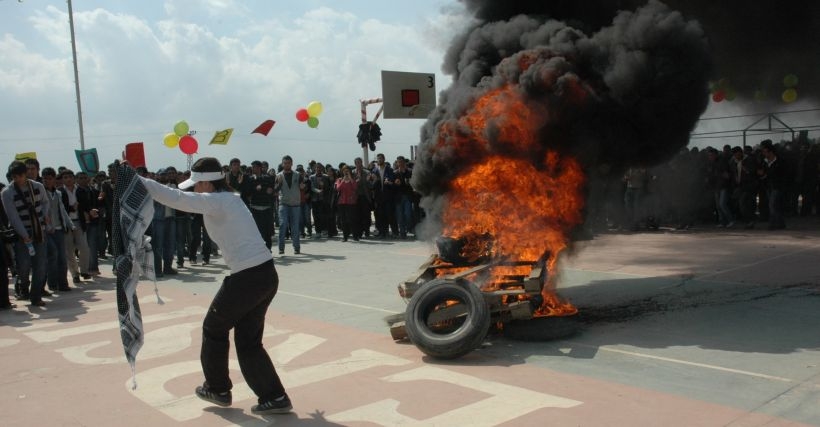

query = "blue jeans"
[176,215,191,266]
[768,189,786,228]
[278,204,301,252]
[300,202,312,235]
[395,194,413,235]
[46,231,68,290]
[715,189,733,225]
[15,238,47,302]
[152,218,176,273]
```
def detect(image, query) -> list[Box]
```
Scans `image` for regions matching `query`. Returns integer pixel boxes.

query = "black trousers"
[189,214,212,262]
[200,259,286,403]
[251,208,274,249]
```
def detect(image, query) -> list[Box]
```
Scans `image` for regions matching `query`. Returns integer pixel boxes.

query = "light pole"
[67,0,86,150]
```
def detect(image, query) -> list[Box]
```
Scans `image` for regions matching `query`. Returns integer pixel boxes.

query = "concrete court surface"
[1,218,819,426]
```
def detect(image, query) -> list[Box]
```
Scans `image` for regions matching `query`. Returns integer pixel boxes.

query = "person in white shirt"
[138,157,291,415]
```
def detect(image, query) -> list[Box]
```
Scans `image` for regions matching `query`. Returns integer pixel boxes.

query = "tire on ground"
[404,278,490,359]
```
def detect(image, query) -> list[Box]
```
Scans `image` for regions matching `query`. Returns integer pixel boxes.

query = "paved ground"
[1,219,819,426]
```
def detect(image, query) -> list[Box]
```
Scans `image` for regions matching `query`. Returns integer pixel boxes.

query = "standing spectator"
[226,158,246,198]
[244,161,276,250]
[707,148,734,228]
[60,169,91,283]
[76,171,102,275]
[623,167,647,231]
[25,158,41,182]
[189,213,212,265]
[334,166,358,242]
[372,153,395,238]
[166,167,191,268]
[274,155,303,255]
[296,165,312,238]
[759,140,787,230]
[100,165,116,257]
[729,146,758,229]
[793,142,818,216]
[309,164,331,238]
[0,183,14,309]
[393,157,413,239]
[352,157,373,239]
[41,167,73,292]
[151,169,177,277]
[2,161,50,306]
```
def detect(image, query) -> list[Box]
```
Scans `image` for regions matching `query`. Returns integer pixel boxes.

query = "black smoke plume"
[412,0,713,236]
[461,0,820,97]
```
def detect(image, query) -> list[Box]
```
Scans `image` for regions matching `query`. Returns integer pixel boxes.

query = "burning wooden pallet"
[387,244,553,359]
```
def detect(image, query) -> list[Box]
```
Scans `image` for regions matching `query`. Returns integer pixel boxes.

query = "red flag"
[124,142,146,168]
[251,119,276,136]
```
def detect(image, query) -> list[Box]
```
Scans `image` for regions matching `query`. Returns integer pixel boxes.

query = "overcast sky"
[0,0,467,172]
[1,0,816,174]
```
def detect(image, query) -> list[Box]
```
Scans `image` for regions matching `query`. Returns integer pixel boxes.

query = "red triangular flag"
[251,119,276,136]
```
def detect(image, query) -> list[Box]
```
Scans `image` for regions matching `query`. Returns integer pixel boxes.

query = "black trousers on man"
[251,208,274,249]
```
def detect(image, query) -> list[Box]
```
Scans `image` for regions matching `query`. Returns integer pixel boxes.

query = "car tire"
[404,278,490,359]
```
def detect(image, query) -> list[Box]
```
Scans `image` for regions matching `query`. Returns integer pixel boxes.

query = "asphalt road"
[1,219,819,426]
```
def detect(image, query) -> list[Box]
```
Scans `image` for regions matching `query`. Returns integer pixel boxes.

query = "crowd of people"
[588,138,812,233]
[2,137,813,309]
[0,152,419,308]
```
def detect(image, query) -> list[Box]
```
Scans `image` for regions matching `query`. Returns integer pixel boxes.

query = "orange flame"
[439,84,586,316]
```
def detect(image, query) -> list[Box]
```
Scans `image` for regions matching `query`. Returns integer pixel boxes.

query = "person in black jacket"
[243,161,276,250]
[759,140,787,230]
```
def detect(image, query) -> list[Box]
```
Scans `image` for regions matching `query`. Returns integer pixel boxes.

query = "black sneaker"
[195,385,231,407]
[251,395,292,414]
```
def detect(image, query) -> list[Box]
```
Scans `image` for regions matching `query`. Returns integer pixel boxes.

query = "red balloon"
[179,135,198,155]
[295,108,309,122]
[712,90,725,102]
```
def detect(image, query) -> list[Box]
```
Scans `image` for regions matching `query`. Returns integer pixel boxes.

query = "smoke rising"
[460,0,820,97]
[413,0,714,236]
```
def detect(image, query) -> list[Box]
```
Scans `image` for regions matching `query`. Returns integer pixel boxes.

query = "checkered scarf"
[112,163,158,389]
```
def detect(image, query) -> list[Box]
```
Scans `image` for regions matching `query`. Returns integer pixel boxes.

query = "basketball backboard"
[381,70,436,119]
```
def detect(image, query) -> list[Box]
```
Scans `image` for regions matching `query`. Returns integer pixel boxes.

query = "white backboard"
[381,70,436,119]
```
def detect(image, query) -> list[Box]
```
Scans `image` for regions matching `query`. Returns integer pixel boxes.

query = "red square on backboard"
[401,89,420,107]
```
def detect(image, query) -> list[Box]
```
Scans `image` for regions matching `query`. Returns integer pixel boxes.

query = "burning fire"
[438,84,586,316]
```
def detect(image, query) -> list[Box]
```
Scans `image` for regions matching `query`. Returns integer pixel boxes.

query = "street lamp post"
[67,0,85,150]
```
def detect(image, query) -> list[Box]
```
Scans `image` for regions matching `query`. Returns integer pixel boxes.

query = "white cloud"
[0,2,462,170]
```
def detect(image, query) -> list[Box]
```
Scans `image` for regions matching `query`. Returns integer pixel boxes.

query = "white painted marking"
[56,322,200,365]
[571,342,793,382]
[0,338,20,348]
[24,306,203,343]
[16,294,173,331]
[130,331,410,422]
[329,365,582,426]
[278,290,399,314]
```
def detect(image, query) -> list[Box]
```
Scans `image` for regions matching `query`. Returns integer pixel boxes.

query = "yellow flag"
[209,128,234,145]
[15,152,37,161]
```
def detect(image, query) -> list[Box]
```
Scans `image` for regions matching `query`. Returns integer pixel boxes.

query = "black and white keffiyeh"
[112,163,158,389]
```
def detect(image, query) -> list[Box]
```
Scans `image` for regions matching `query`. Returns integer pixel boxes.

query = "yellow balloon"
[306,101,323,117]
[163,132,180,148]
[782,88,798,103]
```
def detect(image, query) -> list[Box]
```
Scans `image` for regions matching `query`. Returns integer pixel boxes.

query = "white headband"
[190,171,224,181]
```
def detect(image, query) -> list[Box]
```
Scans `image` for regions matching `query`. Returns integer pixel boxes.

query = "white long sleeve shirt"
[140,178,272,274]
